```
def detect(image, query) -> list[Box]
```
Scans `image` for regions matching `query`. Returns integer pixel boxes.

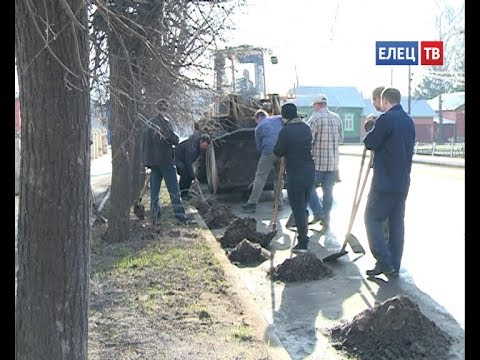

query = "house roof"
[433,116,456,125]
[290,86,365,108]
[427,92,465,111]
[361,97,435,118]
[400,97,435,117]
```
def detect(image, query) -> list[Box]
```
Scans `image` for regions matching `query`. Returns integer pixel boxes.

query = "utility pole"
[407,65,412,115]
[437,93,444,143]
[295,65,299,89]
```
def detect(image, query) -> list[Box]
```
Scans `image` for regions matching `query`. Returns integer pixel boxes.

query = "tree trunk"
[106,38,136,243]
[15,0,90,359]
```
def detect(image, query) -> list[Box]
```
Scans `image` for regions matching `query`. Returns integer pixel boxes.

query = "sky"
[15,0,463,99]
[225,0,463,98]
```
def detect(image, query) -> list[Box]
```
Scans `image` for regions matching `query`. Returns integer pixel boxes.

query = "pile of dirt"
[219,217,276,249]
[268,253,332,282]
[329,295,453,360]
[190,197,237,229]
[227,239,271,266]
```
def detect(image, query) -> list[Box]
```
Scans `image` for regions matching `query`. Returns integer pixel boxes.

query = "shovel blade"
[322,250,349,262]
[133,204,146,220]
[345,234,366,254]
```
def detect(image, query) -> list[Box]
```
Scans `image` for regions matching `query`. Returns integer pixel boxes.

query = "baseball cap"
[311,94,328,106]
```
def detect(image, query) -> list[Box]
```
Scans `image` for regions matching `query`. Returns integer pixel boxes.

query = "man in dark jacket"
[142,99,188,224]
[363,87,415,278]
[273,103,315,253]
[175,132,211,199]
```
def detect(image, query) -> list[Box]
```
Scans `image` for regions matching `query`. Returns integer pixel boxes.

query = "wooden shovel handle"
[271,157,285,229]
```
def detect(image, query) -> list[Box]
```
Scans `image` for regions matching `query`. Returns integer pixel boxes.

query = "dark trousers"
[176,161,194,194]
[364,189,407,271]
[287,177,313,244]
[150,164,186,223]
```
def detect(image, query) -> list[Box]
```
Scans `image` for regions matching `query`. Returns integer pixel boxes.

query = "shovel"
[323,148,371,262]
[191,178,206,202]
[269,157,285,233]
[133,170,151,220]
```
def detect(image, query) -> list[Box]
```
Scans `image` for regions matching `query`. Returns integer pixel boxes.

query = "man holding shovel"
[363,87,415,277]
[241,109,284,213]
[175,132,211,200]
[274,103,315,253]
[369,86,390,241]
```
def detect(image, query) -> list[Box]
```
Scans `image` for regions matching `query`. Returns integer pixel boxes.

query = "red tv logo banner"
[420,41,443,65]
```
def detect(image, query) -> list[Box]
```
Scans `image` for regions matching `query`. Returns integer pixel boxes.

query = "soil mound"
[190,197,237,229]
[228,239,271,265]
[329,295,453,360]
[268,253,332,282]
[219,217,276,249]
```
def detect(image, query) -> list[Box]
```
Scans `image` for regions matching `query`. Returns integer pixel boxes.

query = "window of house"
[344,113,354,131]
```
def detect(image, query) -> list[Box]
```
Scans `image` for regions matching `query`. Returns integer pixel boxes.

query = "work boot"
[366,264,396,277]
[292,238,309,254]
[181,190,192,201]
[309,214,324,225]
[180,218,197,225]
[388,270,400,278]
[241,202,256,213]
[177,214,197,225]
[321,219,330,230]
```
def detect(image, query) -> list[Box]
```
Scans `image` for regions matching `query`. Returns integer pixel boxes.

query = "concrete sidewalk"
[340,144,465,168]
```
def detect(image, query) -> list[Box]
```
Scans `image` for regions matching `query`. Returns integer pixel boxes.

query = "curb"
[192,211,292,360]
[340,152,464,169]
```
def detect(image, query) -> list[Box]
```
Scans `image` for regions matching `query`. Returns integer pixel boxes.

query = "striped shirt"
[307,108,343,171]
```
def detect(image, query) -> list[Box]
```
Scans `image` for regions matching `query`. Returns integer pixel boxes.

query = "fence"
[414,141,465,158]
[91,128,108,160]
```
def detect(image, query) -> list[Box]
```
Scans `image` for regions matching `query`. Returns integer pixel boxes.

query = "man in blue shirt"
[241,109,284,213]
[363,87,415,278]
